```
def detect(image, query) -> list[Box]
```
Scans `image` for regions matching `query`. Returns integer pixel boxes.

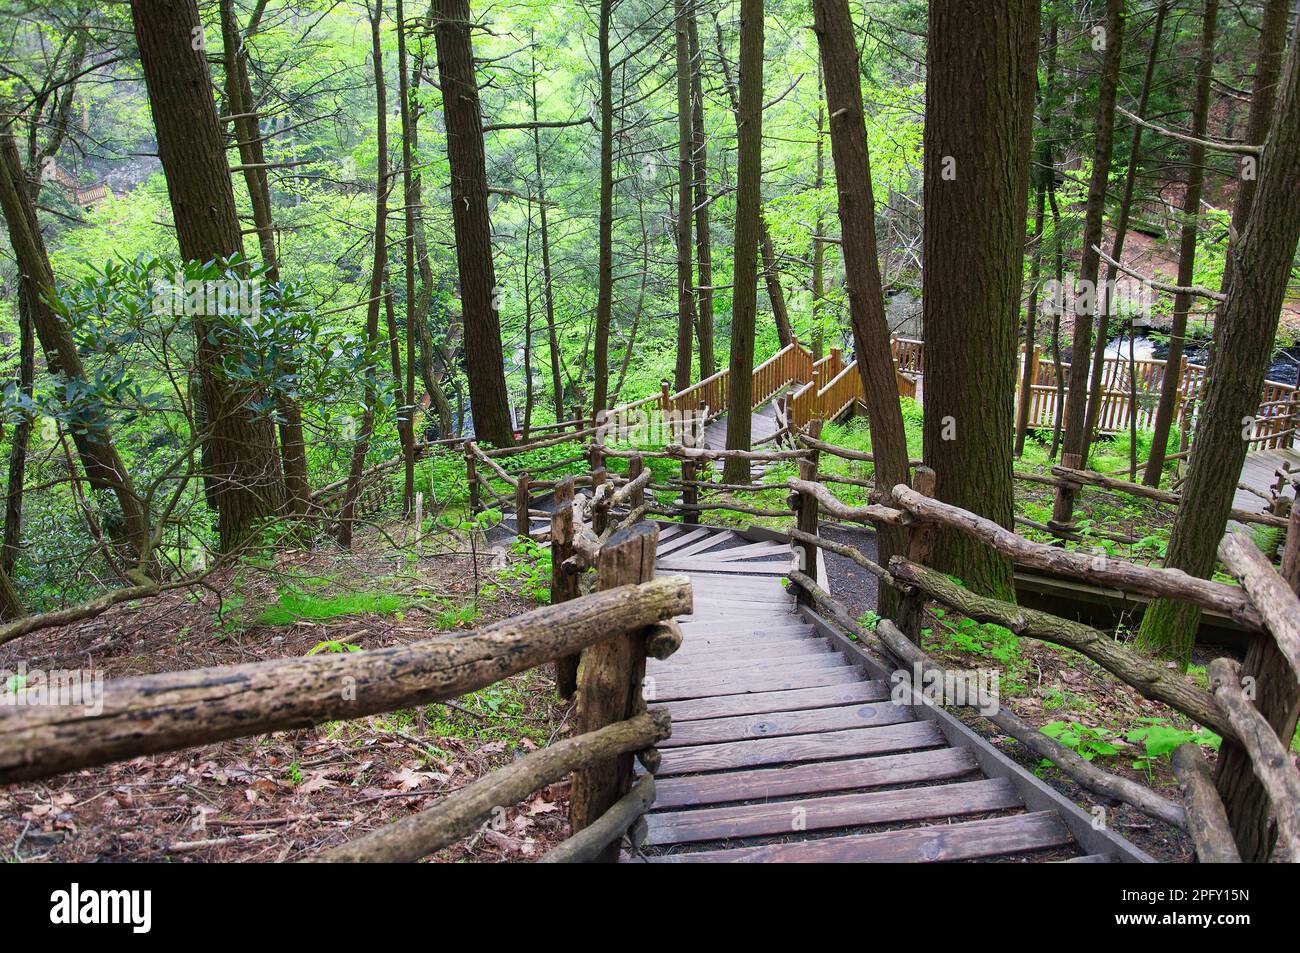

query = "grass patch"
[257,589,406,625]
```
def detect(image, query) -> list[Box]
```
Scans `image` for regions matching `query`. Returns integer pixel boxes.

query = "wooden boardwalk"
[630,523,1152,863]
[1233,447,1300,520]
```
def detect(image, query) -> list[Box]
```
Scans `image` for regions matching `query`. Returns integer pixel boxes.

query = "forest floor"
[0,522,576,863]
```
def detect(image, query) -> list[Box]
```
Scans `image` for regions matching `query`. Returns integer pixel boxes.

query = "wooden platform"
[632,523,1153,863]
[1233,447,1299,522]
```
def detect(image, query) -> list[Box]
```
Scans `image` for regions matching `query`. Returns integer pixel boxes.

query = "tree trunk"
[2,290,33,578]
[688,8,715,379]
[432,0,514,446]
[920,0,1039,600]
[337,1,390,548]
[674,0,698,392]
[1142,0,1216,487]
[396,0,419,513]
[812,0,911,614]
[0,563,21,621]
[592,0,614,413]
[1058,0,1124,471]
[811,63,826,361]
[219,0,311,518]
[530,37,566,424]
[1135,29,1300,671]
[132,0,285,551]
[721,0,763,485]
[0,135,151,562]
[714,15,790,347]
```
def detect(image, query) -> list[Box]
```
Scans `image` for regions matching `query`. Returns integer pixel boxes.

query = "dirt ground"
[0,527,576,863]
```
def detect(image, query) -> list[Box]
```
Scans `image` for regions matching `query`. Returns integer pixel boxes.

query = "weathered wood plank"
[649,652,844,679]
[655,528,712,556]
[658,559,791,575]
[659,681,890,722]
[654,722,944,776]
[705,543,796,562]
[675,621,813,638]
[671,638,831,661]
[645,778,1022,846]
[643,811,1073,862]
[666,530,738,560]
[658,701,914,748]
[650,664,862,701]
[651,747,979,808]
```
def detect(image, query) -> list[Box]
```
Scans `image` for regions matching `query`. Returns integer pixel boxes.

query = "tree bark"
[219,0,311,517]
[1136,28,1300,673]
[1058,0,1124,471]
[811,63,826,361]
[396,0,419,513]
[593,0,614,413]
[337,2,390,548]
[688,9,715,378]
[812,0,911,614]
[529,36,566,424]
[432,0,514,446]
[674,0,698,391]
[721,0,763,485]
[132,0,285,551]
[1142,0,1216,487]
[0,135,151,561]
[920,0,1039,599]
[2,289,33,578]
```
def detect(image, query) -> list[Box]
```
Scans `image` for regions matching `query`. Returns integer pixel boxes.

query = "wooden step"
[655,528,714,556]
[658,559,790,575]
[654,721,943,776]
[660,681,890,722]
[644,778,1022,846]
[651,747,980,808]
[671,638,832,661]
[665,530,738,560]
[650,663,862,701]
[675,621,812,638]
[642,811,1073,863]
[650,649,842,675]
[658,701,913,748]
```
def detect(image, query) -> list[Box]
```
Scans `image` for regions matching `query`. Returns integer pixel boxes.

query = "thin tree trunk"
[397,0,418,513]
[1143,0,1216,487]
[338,1,390,548]
[1135,29,1300,671]
[1084,0,1168,467]
[433,0,515,446]
[592,0,614,414]
[132,0,284,551]
[811,63,826,361]
[0,135,150,561]
[921,0,1039,600]
[522,199,535,440]
[0,562,21,621]
[1048,170,1065,458]
[674,0,698,391]
[721,0,763,485]
[812,0,911,613]
[219,0,310,517]
[688,8,715,378]
[1059,0,1124,470]
[714,14,790,346]
[2,290,33,578]
[530,37,566,424]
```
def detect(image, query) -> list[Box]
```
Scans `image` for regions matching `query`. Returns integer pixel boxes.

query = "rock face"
[886,290,922,337]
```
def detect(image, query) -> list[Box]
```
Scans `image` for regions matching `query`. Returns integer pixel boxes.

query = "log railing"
[0,537,692,863]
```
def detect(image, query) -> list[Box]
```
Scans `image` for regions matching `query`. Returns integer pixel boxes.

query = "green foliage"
[257,589,406,626]
[497,535,552,603]
[1039,720,1121,763]
[1125,719,1220,772]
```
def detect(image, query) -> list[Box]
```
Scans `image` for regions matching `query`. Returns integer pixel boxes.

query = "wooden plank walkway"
[1233,447,1299,520]
[633,523,1151,863]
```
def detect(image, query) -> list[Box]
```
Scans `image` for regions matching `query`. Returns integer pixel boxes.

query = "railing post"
[805,419,823,479]
[1050,451,1082,534]
[793,457,819,606]
[628,454,645,512]
[551,478,580,700]
[592,467,609,536]
[681,457,699,524]
[465,443,480,513]
[515,472,531,541]
[570,522,659,860]
[896,466,937,641]
[660,381,673,441]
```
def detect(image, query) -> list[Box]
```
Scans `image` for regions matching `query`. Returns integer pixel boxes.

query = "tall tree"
[810,62,826,361]
[1141,0,1218,487]
[1057,0,1124,473]
[921,0,1039,599]
[395,0,418,512]
[337,0,391,548]
[432,0,515,445]
[688,7,716,378]
[219,0,311,517]
[1143,29,1300,863]
[722,0,763,485]
[132,0,285,550]
[529,35,566,423]
[812,0,911,611]
[592,0,614,413]
[673,0,698,391]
